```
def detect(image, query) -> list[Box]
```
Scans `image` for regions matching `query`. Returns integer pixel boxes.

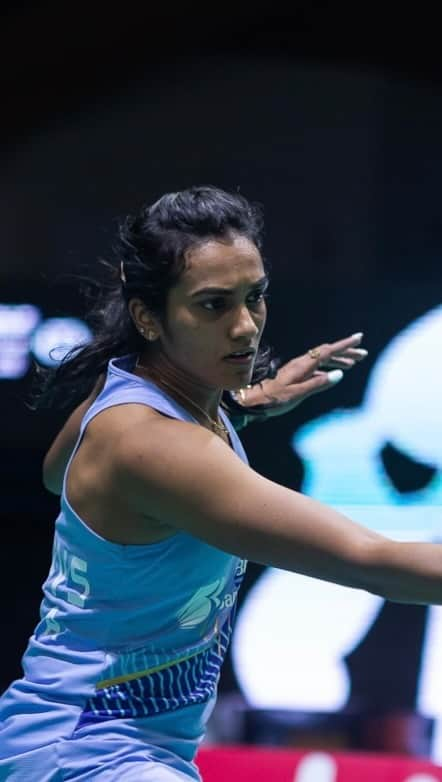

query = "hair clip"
[120,261,127,284]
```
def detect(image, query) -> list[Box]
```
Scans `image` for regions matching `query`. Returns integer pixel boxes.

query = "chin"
[222,369,254,391]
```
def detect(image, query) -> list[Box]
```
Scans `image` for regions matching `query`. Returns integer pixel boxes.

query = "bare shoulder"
[79,406,256,544]
[113,410,277,547]
[114,410,253,497]
[88,402,239,475]
[72,402,167,477]
[66,403,183,544]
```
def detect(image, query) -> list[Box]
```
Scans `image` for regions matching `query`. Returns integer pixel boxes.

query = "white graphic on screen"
[231,305,442,760]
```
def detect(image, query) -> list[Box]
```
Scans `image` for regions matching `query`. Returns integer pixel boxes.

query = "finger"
[328,347,368,361]
[319,357,356,370]
[279,336,366,382]
[288,369,344,399]
[281,352,324,378]
[341,347,368,360]
[320,349,368,371]
[292,345,343,377]
[305,333,364,370]
[326,332,365,354]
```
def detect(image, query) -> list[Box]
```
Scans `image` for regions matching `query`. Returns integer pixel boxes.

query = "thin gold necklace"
[135,359,229,437]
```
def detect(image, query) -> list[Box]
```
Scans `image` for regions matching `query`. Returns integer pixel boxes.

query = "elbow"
[43,476,61,495]
[42,457,62,496]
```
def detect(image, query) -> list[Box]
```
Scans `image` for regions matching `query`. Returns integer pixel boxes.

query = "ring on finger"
[308,347,321,360]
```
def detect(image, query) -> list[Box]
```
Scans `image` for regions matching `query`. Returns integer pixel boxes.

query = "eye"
[379,441,437,493]
[200,298,226,312]
[246,289,268,306]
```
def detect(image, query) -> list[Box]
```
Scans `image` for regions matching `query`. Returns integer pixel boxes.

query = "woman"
[0,185,438,781]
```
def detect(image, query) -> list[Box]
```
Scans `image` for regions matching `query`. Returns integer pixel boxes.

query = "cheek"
[164,310,209,351]
[257,304,267,332]
[163,304,196,338]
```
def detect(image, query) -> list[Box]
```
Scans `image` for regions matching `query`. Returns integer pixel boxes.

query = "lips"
[223,348,256,363]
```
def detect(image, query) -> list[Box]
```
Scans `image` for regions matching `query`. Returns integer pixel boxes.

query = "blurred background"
[2,2,442,774]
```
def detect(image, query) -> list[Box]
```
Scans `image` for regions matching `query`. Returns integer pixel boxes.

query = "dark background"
[1,1,442,748]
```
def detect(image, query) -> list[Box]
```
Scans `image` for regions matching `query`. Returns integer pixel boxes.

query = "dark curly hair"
[30,185,279,413]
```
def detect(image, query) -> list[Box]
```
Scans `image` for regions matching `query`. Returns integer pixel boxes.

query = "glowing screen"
[232,305,442,760]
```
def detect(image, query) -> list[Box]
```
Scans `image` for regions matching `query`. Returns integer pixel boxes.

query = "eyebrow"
[190,275,269,298]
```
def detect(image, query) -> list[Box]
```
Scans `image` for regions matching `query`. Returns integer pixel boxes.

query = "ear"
[128,298,161,343]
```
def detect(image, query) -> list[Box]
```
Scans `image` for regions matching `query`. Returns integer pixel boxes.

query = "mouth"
[223,348,256,365]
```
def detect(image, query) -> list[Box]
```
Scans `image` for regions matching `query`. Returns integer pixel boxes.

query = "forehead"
[181,235,264,292]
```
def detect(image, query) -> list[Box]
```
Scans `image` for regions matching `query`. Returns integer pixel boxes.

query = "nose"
[229,304,260,341]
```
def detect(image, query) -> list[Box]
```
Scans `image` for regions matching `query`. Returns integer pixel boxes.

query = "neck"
[135,348,222,420]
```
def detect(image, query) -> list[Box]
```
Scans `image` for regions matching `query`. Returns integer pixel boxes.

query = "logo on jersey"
[176,577,227,629]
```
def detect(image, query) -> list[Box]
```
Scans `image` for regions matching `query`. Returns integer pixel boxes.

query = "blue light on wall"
[0,304,92,378]
[0,304,41,378]
[29,317,92,367]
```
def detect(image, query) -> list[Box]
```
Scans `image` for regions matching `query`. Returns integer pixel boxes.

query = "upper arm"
[43,375,105,495]
[118,419,385,589]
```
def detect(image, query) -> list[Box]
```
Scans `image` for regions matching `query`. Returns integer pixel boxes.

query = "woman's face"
[158,234,268,390]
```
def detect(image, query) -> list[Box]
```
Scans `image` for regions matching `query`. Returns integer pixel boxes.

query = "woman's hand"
[236,332,367,419]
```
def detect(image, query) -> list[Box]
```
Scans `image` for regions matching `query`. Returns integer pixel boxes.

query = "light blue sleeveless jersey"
[0,356,249,780]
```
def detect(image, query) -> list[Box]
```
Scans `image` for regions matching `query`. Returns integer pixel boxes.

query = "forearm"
[204,474,442,607]
[258,505,442,607]
[361,539,442,605]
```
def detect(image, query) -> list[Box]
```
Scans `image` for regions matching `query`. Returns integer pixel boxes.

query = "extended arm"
[41,332,366,492]
[117,416,442,606]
